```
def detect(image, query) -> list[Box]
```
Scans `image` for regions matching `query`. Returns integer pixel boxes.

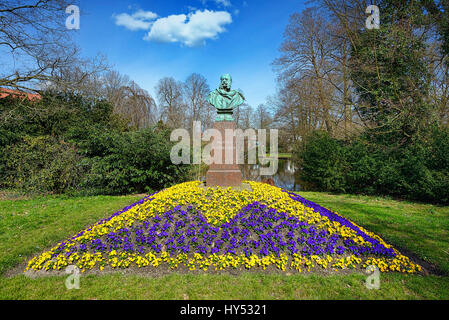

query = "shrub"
[3,136,85,194]
[295,131,348,192]
[295,127,449,204]
[79,127,191,195]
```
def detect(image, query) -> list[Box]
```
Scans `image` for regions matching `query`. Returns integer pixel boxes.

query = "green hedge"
[296,128,449,204]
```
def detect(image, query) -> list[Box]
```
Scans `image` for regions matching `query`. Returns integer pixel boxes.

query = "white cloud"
[132,10,158,20]
[144,10,232,47]
[113,10,158,31]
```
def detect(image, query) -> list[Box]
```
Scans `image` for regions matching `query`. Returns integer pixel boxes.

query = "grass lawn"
[300,192,449,274]
[0,190,448,300]
[0,194,143,274]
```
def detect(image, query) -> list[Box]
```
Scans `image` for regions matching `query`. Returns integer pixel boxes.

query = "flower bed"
[26,181,421,274]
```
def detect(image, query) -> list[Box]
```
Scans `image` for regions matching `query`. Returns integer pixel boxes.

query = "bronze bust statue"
[207,74,245,121]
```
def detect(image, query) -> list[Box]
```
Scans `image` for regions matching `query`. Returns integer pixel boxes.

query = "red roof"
[0,88,41,100]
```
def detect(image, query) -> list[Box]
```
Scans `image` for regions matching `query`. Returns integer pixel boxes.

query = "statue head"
[219,74,232,91]
[208,74,245,121]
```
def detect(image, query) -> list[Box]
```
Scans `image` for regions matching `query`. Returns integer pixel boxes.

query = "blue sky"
[76,0,308,107]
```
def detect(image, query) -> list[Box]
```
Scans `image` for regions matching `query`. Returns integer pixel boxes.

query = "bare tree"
[101,70,157,128]
[48,66,157,129]
[47,53,110,99]
[117,81,156,129]
[254,104,273,130]
[273,7,338,135]
[234,102,254,129]
[183,73,210,131]
[428,47,449,127]
[272,0,448,146]
[155,77,185,128]
[0,0,80,92]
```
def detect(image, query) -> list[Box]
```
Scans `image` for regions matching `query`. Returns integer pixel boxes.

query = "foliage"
[78,128,191,195]
[296,128,449,204]
[291,1,448,204]
[349,13,433,142]
[0,0,78,90]
[3,136,84,194]
[0,91,126,147]
[0,92,190,195]
[295,131,347,193]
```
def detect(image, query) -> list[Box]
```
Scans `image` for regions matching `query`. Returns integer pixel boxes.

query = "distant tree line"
[46,63,272,133]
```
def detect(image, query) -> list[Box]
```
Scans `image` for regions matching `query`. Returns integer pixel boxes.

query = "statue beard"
[220,82,231,91]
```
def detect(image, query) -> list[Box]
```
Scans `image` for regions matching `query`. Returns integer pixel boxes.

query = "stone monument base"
[205,121,242,187]
[200,181,252,191]
[206,169,242,187]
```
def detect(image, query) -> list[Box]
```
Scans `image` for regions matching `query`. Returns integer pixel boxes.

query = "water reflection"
[240,159,301,191]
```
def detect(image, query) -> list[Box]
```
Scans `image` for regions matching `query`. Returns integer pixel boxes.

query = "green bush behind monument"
[296,127,449,205]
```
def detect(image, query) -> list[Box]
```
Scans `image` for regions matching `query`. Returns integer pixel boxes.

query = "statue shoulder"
[207,89,221,106]
[208,89,220,99]
[232,89,245,101]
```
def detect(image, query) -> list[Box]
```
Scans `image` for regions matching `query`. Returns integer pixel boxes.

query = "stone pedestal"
[206,121,242,187]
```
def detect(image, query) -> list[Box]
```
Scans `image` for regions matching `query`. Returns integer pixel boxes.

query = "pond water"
[240,159,301,192]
